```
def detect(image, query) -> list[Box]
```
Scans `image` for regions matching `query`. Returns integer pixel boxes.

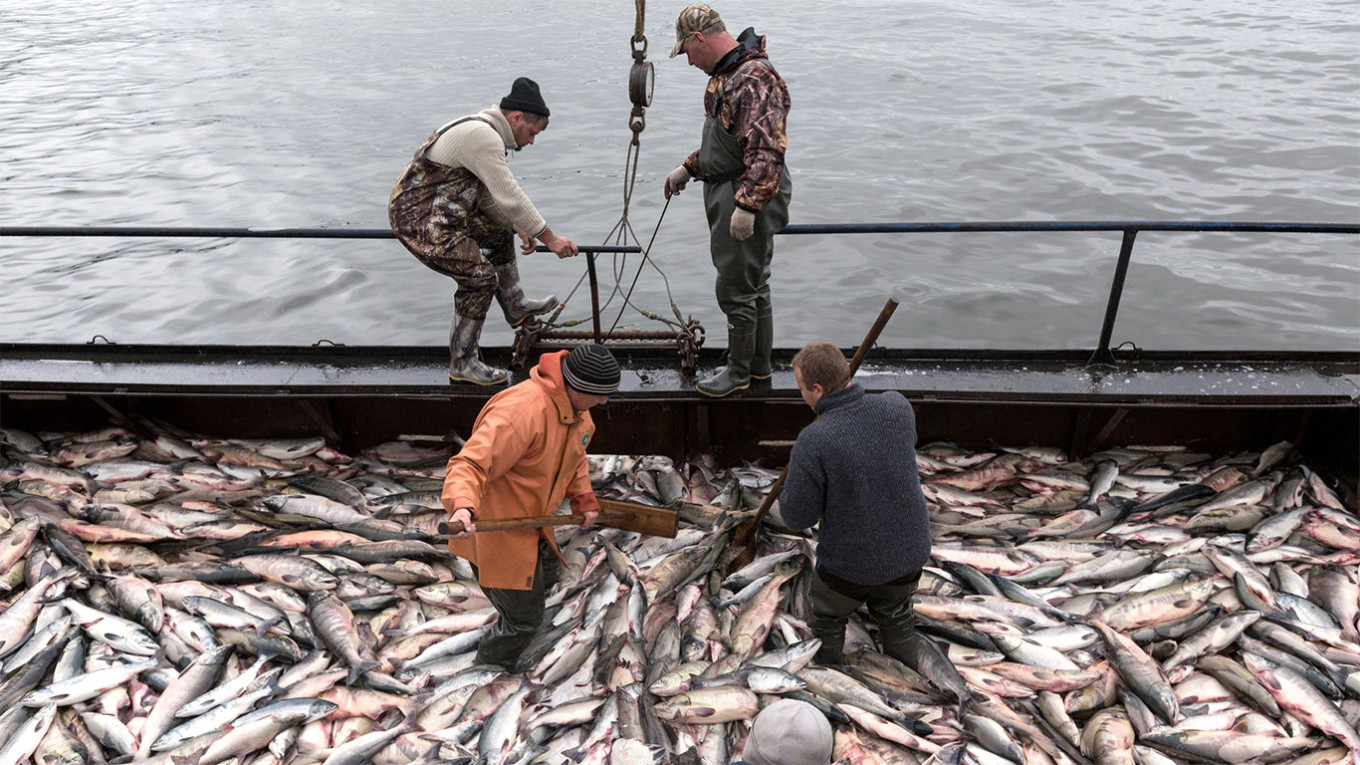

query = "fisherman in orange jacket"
[441,343,620,667]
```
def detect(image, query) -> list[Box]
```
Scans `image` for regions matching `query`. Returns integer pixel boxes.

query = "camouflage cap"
[669,4,724,59]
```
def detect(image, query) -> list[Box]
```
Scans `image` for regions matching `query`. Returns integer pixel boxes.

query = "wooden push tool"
[438,497,679,538]
[724,297,900,572]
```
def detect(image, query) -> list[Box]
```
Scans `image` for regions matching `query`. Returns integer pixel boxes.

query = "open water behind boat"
[1,0,1356,352]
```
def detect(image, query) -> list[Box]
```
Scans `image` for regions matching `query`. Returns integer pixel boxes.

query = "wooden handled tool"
[438,497,679,538]
[724,297,900,572]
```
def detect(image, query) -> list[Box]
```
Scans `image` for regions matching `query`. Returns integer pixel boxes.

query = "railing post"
[586,252,603,344]
[1089,228,1138,366]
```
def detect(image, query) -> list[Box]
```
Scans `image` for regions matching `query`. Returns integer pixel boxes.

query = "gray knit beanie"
[741,699,834,765]
[562,344,620,395]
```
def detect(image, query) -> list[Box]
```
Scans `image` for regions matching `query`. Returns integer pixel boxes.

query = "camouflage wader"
[389,117,515,323]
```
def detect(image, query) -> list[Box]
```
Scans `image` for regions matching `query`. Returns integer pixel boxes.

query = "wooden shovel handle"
[435,498,677,538]
[438,513,602,535]
[729,297,900,553]
[846,298,900,374]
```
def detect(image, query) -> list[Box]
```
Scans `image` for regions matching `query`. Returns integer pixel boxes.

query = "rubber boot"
[448,315,509,386]
[866,578,970,704]
[698,328,755,398]
[877,601,971,709]
[809,588,861,665]
[808,565,867,664]
[870,582,922,663]
[475,553,546,669]
[494,260,558,327]
[749,308,774,380]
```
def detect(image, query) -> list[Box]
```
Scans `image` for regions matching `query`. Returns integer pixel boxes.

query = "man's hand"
[521,227,578,258]
[730,207,756,240]
[580,510,599,529]
[448,508,476,540]
[664,165,691,198]
[539,229,578,259]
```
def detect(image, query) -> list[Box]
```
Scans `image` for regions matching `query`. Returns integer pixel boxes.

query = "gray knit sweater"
[780,383,931,585]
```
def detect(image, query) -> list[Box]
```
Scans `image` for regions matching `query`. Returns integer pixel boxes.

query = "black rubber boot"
[883,625,971,708]
[448,315,509,386]
[698,328,755,398]
[871,585,923,663]
[810,612,850,666]
[864,578,973,704]
[809,569,864,665]
[476,554,546,668]
[750,308,774,380]
[494,260,558,327]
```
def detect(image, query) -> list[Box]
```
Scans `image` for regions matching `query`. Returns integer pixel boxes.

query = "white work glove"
[664,165,691,198]
[730,207,756,240]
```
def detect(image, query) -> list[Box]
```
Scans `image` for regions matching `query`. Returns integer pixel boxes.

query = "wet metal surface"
[3,345,1356,483]
[3,344,1356,407]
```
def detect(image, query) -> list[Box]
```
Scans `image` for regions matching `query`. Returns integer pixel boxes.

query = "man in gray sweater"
[390,77,578,386]
[779,341,933,668]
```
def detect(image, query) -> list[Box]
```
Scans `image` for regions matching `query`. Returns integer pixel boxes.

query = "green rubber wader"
[699,114,791,362]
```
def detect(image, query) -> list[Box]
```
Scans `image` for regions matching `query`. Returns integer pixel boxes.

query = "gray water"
[2,0,1356,352]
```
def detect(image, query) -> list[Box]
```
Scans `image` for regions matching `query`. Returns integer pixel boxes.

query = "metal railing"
[780,221,1359,365]
[3,221,1356,365]
[0,225,642,253]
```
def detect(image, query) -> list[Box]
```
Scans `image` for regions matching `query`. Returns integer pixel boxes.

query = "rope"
[608,197,678,336]
[538,0,695,339]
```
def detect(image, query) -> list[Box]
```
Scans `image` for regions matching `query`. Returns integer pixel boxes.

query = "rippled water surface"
[2,0,1356,351]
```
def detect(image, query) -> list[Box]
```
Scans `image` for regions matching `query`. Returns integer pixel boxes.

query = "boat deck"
[4,343,1357,404]
[5,221,1356,480]
[4,344,1357,488]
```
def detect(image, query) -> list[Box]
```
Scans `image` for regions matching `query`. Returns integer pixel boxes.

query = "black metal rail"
[778,221,1359,365]
[0,225,641,254]
[3,221,1355,365]
[777,221,1359,234]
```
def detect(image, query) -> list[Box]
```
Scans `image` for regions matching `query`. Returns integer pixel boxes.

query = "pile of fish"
[0,422,1358,765]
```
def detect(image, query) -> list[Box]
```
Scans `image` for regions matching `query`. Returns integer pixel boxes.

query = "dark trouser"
[472,540,561,668]
[810,565,921,666]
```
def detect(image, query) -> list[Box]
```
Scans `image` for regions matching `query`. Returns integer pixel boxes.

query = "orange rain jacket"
[441,351,601,590]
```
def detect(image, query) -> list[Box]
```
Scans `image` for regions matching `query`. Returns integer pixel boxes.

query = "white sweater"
[425,107,547,239]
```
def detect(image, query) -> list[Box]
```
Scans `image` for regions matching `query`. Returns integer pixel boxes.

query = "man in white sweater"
[390,78,579,385]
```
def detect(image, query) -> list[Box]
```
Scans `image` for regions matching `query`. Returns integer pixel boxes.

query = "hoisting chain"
[521,0,705,373]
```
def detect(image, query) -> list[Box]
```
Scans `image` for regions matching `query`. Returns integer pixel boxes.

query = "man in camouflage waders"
[390,77,579,386]
[664,4,792,398]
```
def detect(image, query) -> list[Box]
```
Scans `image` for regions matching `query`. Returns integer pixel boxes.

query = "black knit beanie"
[500,77,550,117]
[562,344,619,395]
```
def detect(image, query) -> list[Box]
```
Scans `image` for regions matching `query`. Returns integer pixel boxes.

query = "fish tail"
[348,660,379,685]
[254,616,285,638]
